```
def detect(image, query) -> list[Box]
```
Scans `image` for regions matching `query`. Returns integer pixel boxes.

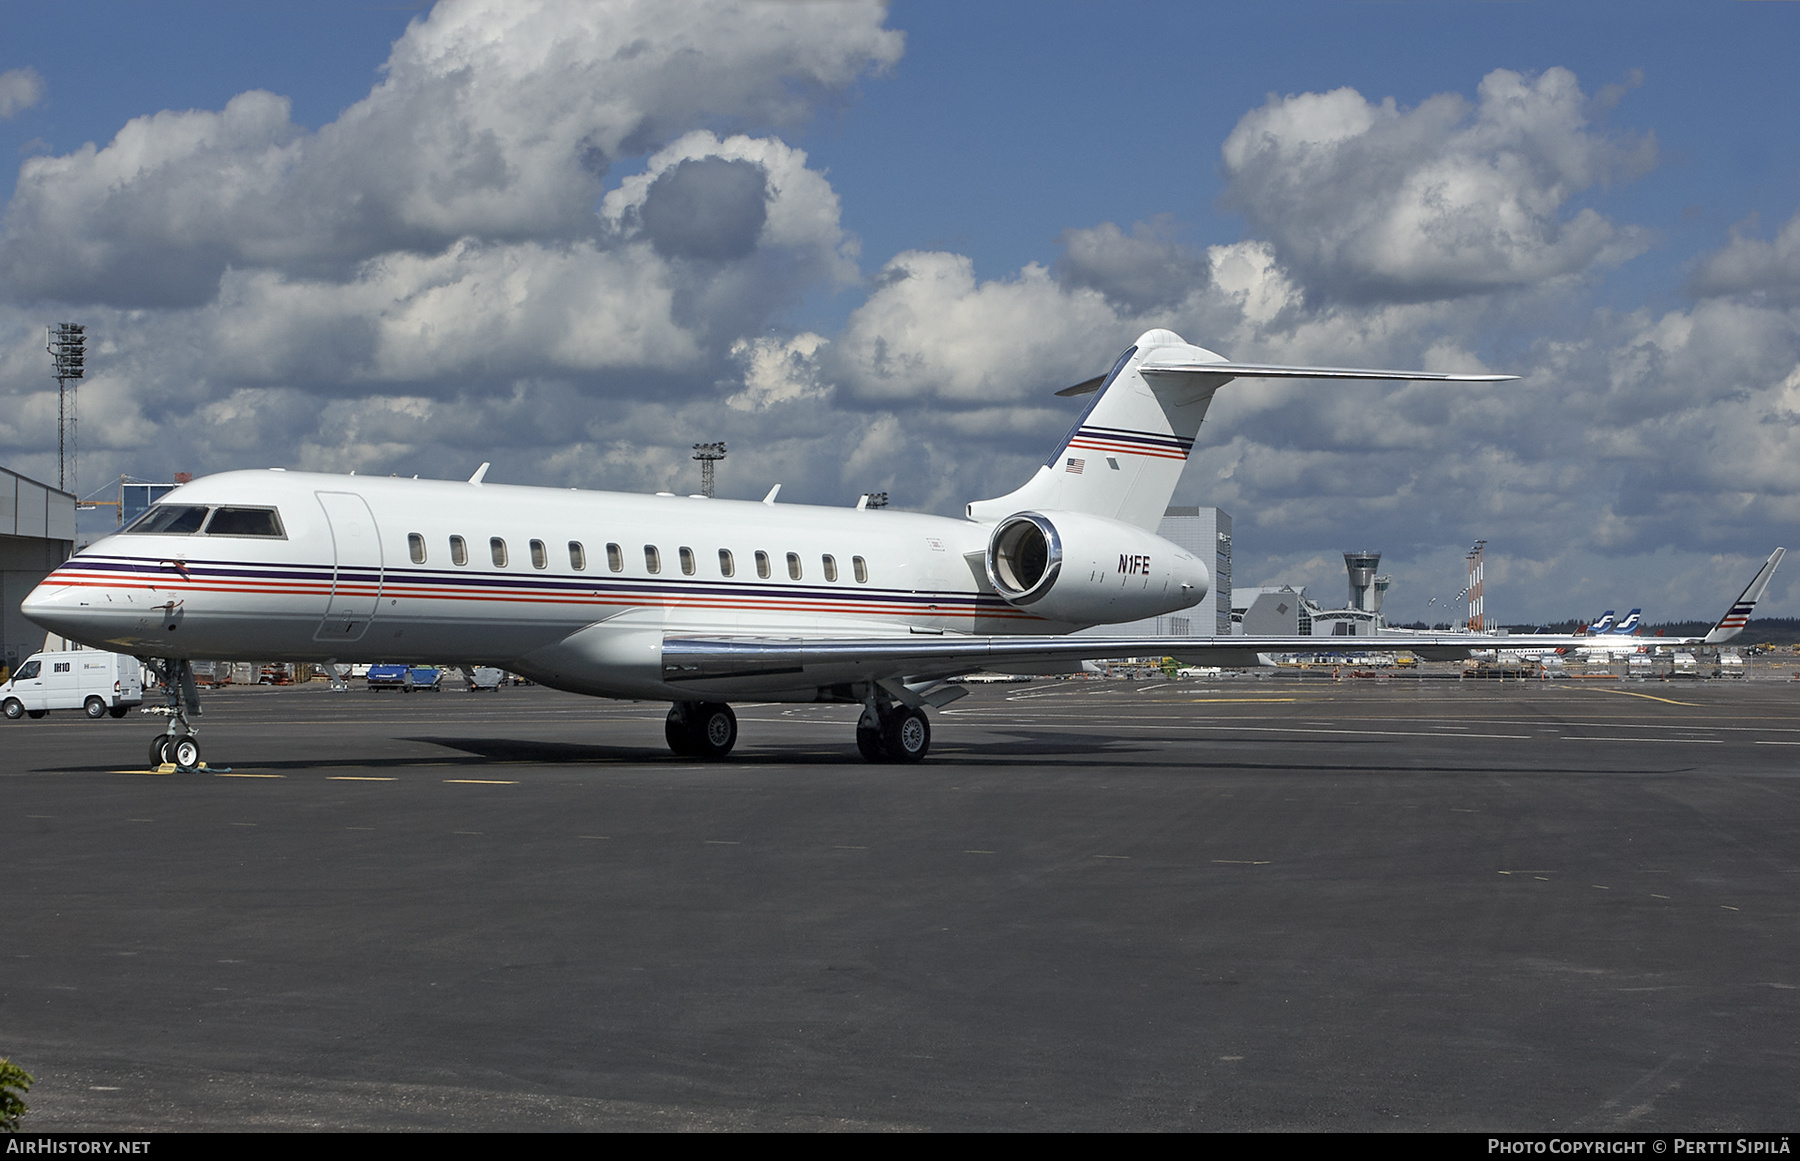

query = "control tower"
[1344,551,1388,614]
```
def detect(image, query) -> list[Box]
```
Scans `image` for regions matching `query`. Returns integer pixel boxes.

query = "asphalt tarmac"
[5,674,1799,1131]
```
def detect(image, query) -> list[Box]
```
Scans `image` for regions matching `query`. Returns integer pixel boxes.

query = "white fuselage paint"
[22,469,1204,703]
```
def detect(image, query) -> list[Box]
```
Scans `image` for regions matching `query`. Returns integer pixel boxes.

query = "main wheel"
[149,733,173,766]
[692,702,737,759]
[171,736,201,770]
[85,696,108,719]
[664,702,737,759]
[882,707,930,763]
[856,720,885,762]
[2,698,22,720]
[665,705,700,756]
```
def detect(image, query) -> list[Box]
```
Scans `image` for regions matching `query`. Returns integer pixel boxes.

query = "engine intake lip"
[986,512,1062,605]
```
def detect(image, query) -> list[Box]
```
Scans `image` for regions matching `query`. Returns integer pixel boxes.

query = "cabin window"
[202,507,285,538]
[853,556,868,584]
[718,549,735,577]
[450,536,468,566]
[787,552,802,580]
[679,547,696,576]
[530,539,547,569]
[124,505,208,535]
[606,543,623,572]
[490,537,508,568]
[408,533,426,564]
[644,545,661,574]
[755,550,771,579]
[822,554,838,582]
[569,541,586,571]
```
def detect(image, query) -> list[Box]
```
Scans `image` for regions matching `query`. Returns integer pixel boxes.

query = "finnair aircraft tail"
[1586,611,1616,635]
[1610,609,1641,635]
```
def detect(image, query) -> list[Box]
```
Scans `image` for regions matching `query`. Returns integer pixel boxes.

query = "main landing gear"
[143,658,203,771]
[857,701,931,764]
[665,701,738,759]
[659,694,933,764]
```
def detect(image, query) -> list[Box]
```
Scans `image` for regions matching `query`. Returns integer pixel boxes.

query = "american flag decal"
[1065,457,1085,474]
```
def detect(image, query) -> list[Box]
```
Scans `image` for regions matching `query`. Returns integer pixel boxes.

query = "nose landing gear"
[143,658,203,771]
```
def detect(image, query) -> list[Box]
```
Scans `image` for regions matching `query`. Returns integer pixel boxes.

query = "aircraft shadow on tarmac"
[59,730,1677,777]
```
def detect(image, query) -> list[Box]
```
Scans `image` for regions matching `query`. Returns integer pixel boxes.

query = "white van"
[2,650,145,720]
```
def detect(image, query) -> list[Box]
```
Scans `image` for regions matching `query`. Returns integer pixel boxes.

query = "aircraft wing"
[658,630,1575,691]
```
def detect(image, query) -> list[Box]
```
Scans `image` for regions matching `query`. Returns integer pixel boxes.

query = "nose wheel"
[143,658,204,770]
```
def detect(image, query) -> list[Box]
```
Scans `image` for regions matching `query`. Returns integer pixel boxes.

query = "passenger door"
[313,492,384,643]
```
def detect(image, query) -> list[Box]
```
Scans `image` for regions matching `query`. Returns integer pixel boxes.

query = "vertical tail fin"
[1704,548,1785,644]
[967,330,1221,531]
[1588,611,1616,635]
[1611,609,1641,634]
[966,330,1518,531]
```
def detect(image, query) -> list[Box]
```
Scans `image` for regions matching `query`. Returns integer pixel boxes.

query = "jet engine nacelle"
[985,510,1210,627]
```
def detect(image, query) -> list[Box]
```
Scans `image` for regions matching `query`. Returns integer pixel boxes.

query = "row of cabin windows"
[407,532,868,583]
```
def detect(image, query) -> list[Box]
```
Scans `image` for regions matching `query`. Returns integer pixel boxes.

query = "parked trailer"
[2,650,145,720]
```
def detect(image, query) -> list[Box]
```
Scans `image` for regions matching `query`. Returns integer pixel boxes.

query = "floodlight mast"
[47,323,86,493]
[692,441,727,498]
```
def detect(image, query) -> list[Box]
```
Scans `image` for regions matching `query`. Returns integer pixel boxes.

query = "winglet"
[1704,548,1785,644]
[469,462,490,485]
[762,484,781,505]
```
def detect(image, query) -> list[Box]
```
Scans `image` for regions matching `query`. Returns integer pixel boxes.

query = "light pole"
[47,323,86,493]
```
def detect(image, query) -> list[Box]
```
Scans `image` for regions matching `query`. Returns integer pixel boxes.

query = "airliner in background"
[19,329,1784,769]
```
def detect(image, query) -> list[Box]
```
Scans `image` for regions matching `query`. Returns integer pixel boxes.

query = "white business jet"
[19,329,1782,768]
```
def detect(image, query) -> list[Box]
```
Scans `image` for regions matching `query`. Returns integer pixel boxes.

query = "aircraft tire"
[693,702,737,759]
[2,698,22,720]
[856,722,885,763]
[109,706,129,718]
[664,706,700,756]
[172,736,201,770]
[149,734,173,766]
[665,702,737,759]
[85,696,108,719]
[882,707,930,763]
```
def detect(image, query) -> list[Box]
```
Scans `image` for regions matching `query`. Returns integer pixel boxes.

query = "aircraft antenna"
[692,442,727,498]
[47,323,86,493]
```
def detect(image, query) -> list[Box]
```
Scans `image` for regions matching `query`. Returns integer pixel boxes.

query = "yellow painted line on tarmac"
[443,778,518,785]
[1574,687,1701,707]
[328,776,398,781]
[110,769,172,776]
[216,772,283,778]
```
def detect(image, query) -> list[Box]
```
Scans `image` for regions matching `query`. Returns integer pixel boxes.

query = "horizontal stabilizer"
[1137,360,1517,383]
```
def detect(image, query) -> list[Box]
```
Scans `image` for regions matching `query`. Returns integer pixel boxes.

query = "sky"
[3,0,1800,626]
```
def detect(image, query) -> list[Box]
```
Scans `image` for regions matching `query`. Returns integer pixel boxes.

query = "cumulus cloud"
[1689,211,1800,302]
[0,0,900,306]
[0,67,44,120]
[1219,67,1657,303]
[1054,217,1210,312]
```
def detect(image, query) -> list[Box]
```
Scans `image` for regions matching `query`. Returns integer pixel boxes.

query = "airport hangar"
[0,463,75,675]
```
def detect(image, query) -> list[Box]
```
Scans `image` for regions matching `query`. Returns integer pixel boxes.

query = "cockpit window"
[124,505,209,535]
[202,507,285,538]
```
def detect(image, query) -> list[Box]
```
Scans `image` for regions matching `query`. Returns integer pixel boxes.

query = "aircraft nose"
[20,578,87,638]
